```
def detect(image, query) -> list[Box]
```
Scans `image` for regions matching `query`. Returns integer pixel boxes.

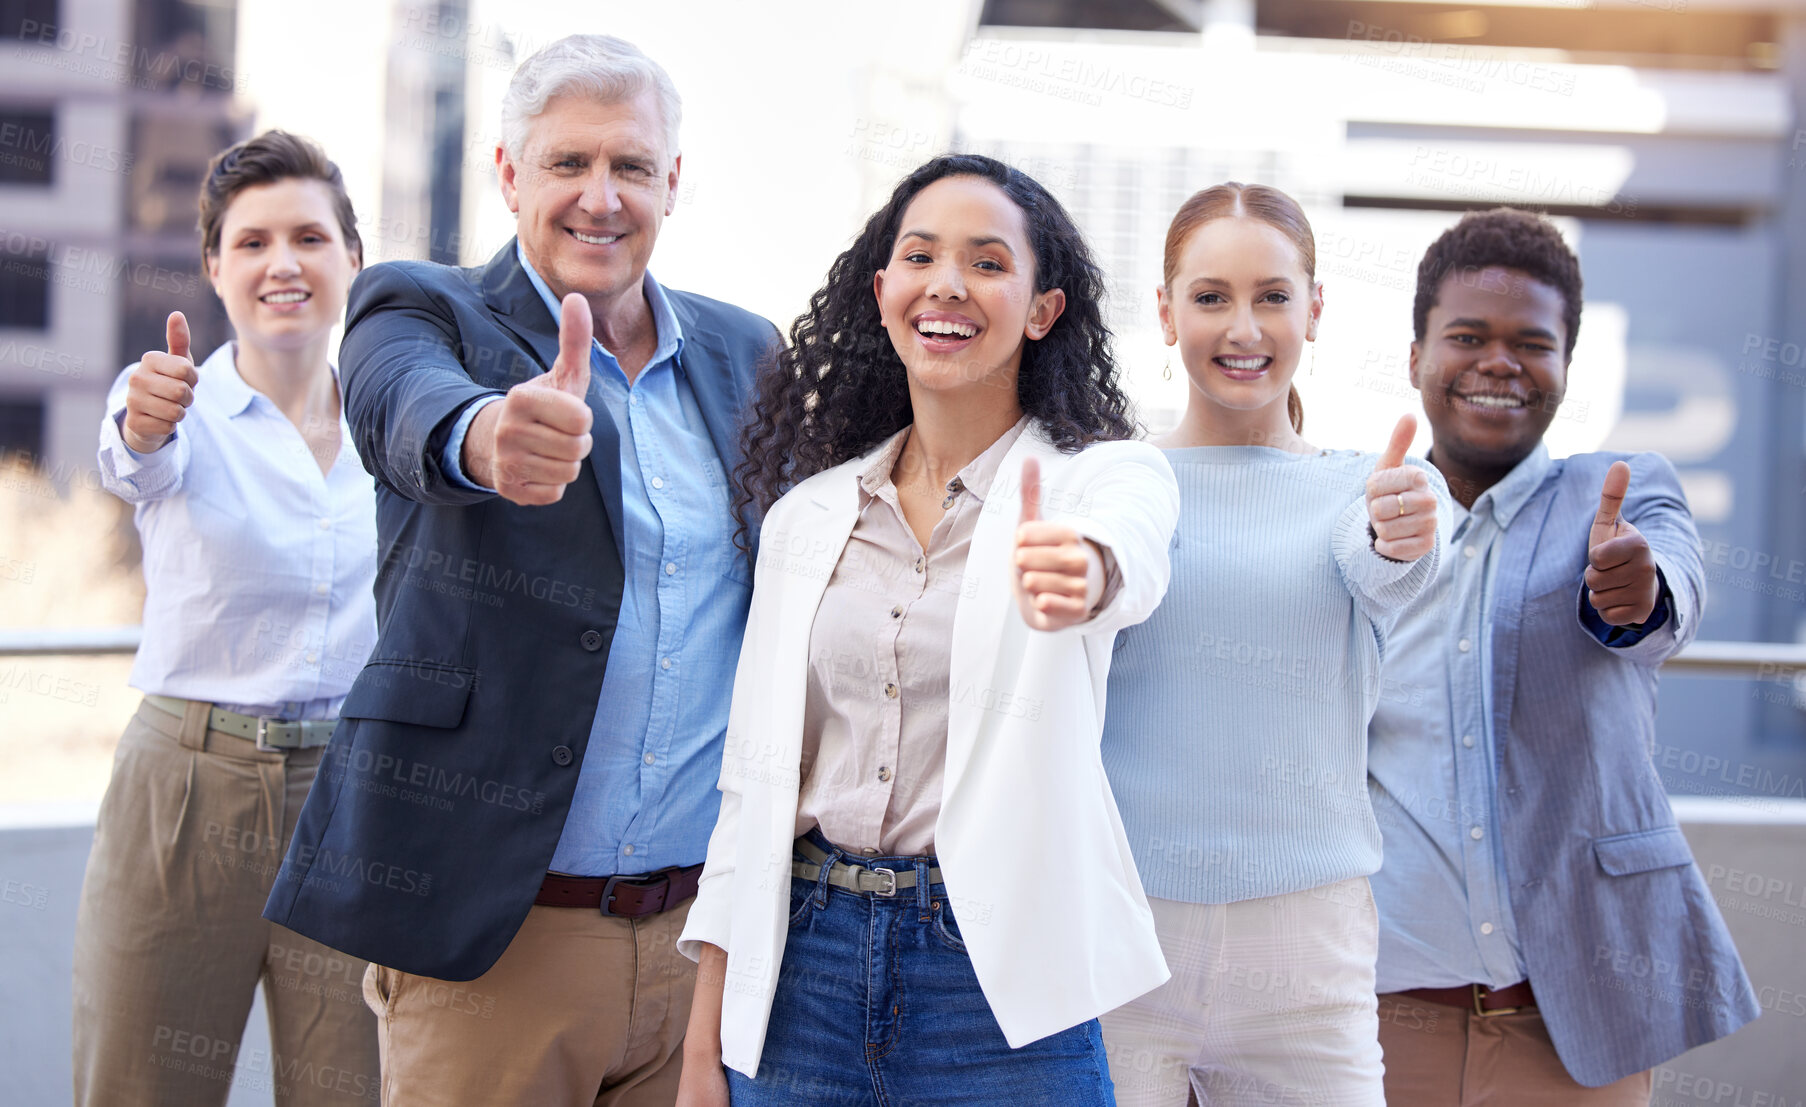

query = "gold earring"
[1162,355,1172,381]
[1310,341,1316,376]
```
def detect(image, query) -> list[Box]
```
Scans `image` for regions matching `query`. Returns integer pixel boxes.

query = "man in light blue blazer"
[1367,208,1758,1104]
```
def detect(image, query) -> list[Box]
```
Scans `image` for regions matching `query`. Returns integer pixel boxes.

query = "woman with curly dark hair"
[675,155,1180,1105]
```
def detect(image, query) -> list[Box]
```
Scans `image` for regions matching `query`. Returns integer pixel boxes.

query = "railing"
[2,628,1805,679]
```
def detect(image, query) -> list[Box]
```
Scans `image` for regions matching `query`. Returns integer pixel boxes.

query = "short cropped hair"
[1413,208,1583,359]
[198,130,361,265]
[500,34,682,162]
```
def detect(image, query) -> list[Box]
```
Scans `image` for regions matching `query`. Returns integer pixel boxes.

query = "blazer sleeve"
[1575,451,1703,666]
[1064,440,1181,639]
[339,264,504,507]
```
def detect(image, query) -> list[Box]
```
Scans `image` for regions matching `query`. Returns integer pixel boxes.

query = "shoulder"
[1558,450,1681,491]
[1041,433,1173,479]
[347,259,482,315]
[666,287,781,346]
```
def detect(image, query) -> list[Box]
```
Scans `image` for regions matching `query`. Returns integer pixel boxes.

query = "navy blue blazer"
[1486,451,1758,1084]
[263,240,776,980]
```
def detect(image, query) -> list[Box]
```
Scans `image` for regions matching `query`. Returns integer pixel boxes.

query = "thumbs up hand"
[121,312,199,454]
[466,292,595,505]
[1012,457,1104,632]
[1365,414,1437,562]
[1585,460,1659,626]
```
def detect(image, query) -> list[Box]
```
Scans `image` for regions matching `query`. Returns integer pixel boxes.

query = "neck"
[898,382,1024,494]
[1425,444,1526,510]
[234,336,337,419]
[589,283,656,358]
[1163,388,1307,452]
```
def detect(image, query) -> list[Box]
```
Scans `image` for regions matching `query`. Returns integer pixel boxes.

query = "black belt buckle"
[599,869,671,917]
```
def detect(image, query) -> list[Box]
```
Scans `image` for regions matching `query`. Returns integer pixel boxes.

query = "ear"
[1305,281,1324,342]
[664,152,682,217]
[1024,287,1066,341]
[1407,340,1423,390]
[1155,284,1177,346]
[205,251,221,295]
[496,144,520,214]
[872,267,887,328]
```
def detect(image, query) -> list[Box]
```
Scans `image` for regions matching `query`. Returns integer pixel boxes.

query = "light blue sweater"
[1101,446,1443,904]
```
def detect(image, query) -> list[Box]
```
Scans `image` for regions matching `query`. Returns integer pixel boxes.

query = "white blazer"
[677,423,1181,1078]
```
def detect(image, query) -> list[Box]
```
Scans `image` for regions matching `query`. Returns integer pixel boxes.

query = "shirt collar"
[515,241,683,370]
[199,342,257,417]
[1471,441,1552,529]
[857,415,1031,503]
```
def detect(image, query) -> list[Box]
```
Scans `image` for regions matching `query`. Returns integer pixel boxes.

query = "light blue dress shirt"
[96,343,378,719]
[1369,443,1669,991]
[440,245,751,876]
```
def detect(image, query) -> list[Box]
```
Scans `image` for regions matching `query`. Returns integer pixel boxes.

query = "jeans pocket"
[931,899,966,953]
[787,880,817,927]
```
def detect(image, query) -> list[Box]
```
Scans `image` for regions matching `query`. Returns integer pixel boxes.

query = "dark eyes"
[1193,291,1289,305]
[1449,333,1553,353]
[900,251,1003,271]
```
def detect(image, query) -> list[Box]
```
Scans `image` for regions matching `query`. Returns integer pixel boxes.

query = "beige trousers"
[1377,993,1653,1106]
[363,899,696,1107]
[71,698,380,1105]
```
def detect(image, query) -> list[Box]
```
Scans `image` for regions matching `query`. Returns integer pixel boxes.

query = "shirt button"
[890,605,903,619]
[1458,638,1472,653]
[883,682,898,699]
[914,558,924,574]
[623,844,635,856]
[317,518,331,530]
[580,630,604,651]
[1464,545,1477,559]
[661,657,673,670]
[551,745,574,766]
[644,752,655,765]
[305,651,318,665]
[651,476,664,489]
[1462,734,1475,749]
[315,582,329,596]
[1470,826,1485,840]
[665,562,677,575]
[877,766,892,782]
[1480,922,1495,935]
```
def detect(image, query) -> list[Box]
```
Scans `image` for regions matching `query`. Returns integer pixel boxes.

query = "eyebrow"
[1184,276,1295,290]
[898,230,1017,258]
[232,222,331,236]
[1444,316,1560,342]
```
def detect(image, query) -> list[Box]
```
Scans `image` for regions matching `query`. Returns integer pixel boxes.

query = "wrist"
[463,402,502,488]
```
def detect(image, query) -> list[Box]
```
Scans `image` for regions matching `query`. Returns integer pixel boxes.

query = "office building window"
[0,399,44,460]
[0,109,56,186]
[2,0,59,41]
[0,243,50,329]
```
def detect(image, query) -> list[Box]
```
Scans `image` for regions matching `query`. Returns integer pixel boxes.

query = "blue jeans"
[727,834,1115,1106]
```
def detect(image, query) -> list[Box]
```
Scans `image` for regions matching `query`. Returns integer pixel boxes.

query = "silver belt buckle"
[868,867,897,896]
[254,717,286,753]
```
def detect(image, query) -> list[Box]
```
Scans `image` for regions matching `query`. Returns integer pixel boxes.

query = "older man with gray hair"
[265,34,777,1105]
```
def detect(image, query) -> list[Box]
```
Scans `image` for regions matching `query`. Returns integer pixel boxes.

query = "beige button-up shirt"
[794,418,1031,856]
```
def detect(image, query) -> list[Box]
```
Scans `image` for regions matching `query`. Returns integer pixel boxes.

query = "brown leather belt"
[1391,981,1536,1017]
[534,863,703,917]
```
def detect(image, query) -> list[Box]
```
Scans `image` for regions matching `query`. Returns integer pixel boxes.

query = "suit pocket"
[1594,826,1693,876]
[339,660,477,728]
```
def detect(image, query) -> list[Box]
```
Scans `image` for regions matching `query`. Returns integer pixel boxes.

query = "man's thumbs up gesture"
[1012,457,1105,632]
[1365,414,1437,562]
[122,311,199,454]
[466,292,595,505]
[1585,461,1660,626]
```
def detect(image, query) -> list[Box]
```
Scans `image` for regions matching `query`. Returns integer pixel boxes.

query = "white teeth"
[915,319,977,338]
[571,229,621,245]
[1460,394,1525,409]
[1217,356,1267,370]
[263,291,308,303]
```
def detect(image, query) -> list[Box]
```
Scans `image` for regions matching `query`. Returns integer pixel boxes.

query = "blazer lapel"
[943,429,1051,798]
[480,240,626,561]
[669,300,760,554]
[1489,467,1561,773]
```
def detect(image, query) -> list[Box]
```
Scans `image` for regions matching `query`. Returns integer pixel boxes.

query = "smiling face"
[872,175,1065,401]
[1410,265,1569,474]
[206,177,361,351]
[1158,215,1321,426]
[498,90,678,306]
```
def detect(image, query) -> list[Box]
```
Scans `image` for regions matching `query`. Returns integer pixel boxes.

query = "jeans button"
[551,745,574,767]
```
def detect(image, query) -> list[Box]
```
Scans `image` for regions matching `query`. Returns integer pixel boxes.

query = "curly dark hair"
[1413,207,1583,360]
[733,154,1135,547]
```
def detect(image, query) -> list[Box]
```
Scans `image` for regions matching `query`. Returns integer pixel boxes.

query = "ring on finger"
[1395,493,1408,519]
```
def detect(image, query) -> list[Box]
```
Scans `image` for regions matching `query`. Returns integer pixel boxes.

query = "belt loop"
[915,858,931,920]
[177,698,211,751]
[813,839,841,908]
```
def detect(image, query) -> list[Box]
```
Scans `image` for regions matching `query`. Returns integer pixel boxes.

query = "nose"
[578,165,622,219]
[925,259,967,301]
[269,239,301,277]
[1475,340,1521,375]
[1225,302,1260,346]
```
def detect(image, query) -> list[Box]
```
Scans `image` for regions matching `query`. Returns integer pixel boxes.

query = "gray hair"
[500,34,682,163]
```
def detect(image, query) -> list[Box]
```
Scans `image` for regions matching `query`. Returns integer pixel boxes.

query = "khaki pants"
[1377,993,1653,1106]
[72,698,380,1106]
[363,899,696,1106]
